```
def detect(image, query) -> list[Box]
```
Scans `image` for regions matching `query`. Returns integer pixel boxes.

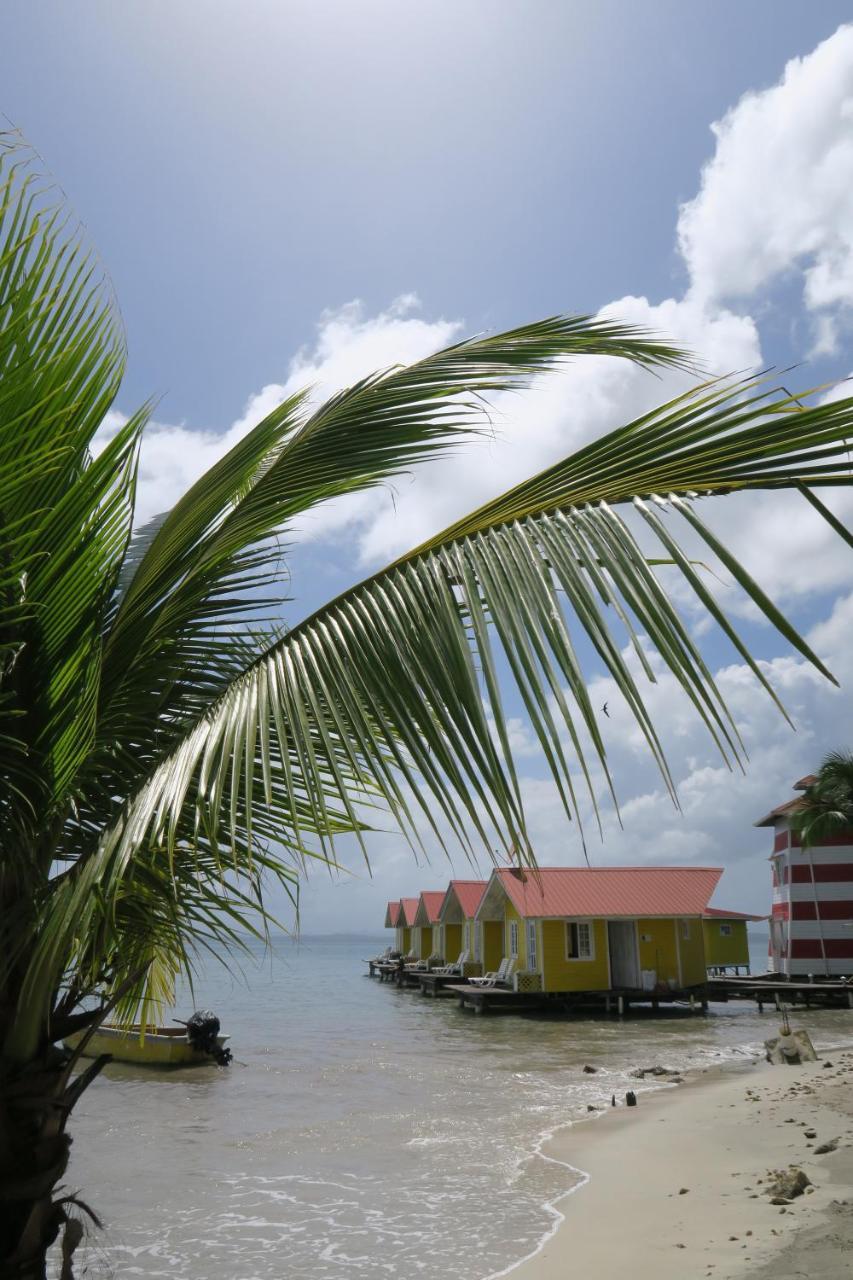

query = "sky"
[5,3,853,933]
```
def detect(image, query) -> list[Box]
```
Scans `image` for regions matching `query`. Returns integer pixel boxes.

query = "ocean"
[61,933,853,1279]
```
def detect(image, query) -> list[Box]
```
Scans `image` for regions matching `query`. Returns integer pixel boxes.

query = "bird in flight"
[602,702,609,718]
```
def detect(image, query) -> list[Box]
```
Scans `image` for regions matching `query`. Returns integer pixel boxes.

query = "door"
[608,920,640,988]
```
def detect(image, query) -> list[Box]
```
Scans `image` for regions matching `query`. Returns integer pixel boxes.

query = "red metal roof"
[495,866,723,919]
[793,775,818,790]
[703,906,765,922]
[385,901,400,927]
[400,897,420,927]
[445,879,488,918]
[417,891,446,925]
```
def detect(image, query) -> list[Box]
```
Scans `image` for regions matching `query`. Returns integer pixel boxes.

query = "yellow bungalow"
[474,866,727,993]
[437,880,490,972]
[702,907,763,975]
[395,897,419,955]
[412,891,446,961]
[384,900,401,952]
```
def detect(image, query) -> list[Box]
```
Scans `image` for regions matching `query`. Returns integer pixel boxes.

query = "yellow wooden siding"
[637,918,680,985]
[443,922,462,962]
[678,919,707,986]
[400,926,411,953]
[703,920,749,968]
[481,920,504,971]
[541,919,610,992]
[413,925,433,959]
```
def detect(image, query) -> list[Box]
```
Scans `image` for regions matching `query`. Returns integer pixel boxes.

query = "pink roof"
[446,879,488,918]
[400,897,420,927]
[703,906,765,922]
[385,901,400,927]
[418,891,446,925]
[494,867,723,919]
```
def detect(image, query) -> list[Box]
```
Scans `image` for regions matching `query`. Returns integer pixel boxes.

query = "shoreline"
[499,1044,853,1280]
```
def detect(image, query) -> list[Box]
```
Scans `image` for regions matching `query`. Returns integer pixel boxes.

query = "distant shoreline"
[501,1044,853,1279]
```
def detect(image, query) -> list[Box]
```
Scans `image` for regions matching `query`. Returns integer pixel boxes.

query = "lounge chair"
[430,950,469,977]
[469,957,516,988]
[405,952,442,972]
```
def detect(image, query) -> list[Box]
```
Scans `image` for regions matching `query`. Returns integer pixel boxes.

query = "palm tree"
[791,750,853,846]
[3,134,853,1276]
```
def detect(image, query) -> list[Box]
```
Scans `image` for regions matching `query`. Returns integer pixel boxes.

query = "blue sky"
[6,4,853,932]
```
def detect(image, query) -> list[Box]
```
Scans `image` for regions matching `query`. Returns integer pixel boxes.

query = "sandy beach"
[509,1045,853,1280]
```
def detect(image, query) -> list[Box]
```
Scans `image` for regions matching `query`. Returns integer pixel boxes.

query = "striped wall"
[770,823,853,976]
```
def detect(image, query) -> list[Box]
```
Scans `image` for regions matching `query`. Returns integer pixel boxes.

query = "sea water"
[61,934,853,1279]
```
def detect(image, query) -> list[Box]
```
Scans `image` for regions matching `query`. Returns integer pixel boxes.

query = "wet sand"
[509,1048,853,1279]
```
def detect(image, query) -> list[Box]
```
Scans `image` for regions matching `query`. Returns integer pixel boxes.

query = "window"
[526,920,538,971]
[509,920,519,958]
[680,920,691,941]
[566,921,593,960]
[719,923,732,937]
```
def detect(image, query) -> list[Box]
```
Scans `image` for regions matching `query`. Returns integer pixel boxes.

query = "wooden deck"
[417,972,466,997]
[707,974,853,1010]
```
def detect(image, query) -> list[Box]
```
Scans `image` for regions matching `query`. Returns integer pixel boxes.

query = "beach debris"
[611,1094,616,1107]
[586,1104,598,1112]
[814,1137,840,1154]
[629,1064,679,1079]
[804,1129,817,1139]
[765,1027,818,1065]
[582,1064,598,1073]
[626,1091,637,1107]
[823,1060,834,1067]
[766,1167,810,1201]
[679,1187,690,1195]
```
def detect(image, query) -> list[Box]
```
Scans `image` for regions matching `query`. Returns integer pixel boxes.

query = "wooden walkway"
[707,974,853,1010]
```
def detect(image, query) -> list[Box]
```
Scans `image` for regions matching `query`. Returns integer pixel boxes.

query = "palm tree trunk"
[1,1048,108,1279]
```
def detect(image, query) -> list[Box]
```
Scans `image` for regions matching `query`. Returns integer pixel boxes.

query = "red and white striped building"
[757,775,853,977]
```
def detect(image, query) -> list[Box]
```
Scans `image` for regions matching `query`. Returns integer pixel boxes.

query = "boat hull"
[64,1024,230,1067]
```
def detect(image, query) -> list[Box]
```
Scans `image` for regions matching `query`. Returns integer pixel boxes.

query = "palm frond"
[19,371,853,1047]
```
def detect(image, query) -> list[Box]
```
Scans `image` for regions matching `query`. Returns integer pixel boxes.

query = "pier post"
[617,995,624,1017]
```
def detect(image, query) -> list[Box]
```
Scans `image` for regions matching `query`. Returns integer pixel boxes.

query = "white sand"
[507,1050,853,1280]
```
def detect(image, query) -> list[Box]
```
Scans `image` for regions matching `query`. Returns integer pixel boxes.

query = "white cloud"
[678,23,853,355]
[95,295,462,526]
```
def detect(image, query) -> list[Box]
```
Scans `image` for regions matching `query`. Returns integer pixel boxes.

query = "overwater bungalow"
[473,866,726,994]
[702,907,763,974]
[412,891,446,962]
[437,879,491,973]
[395,897,419,955]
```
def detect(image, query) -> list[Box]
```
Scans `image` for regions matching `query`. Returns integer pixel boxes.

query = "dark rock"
[626,1091,637,1107]
[582,1064,597,1073]
[815,1137,840,1154]
[586,1104,598,1112]
[804,1129,817,1139]
[679,1187,690,1195]
[767,1168,810,1200]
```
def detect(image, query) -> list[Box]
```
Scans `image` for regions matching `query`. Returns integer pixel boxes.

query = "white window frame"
[509,920,519,958]
[719,923,732,937]
[526,920,538,971]
[566,920,594,961]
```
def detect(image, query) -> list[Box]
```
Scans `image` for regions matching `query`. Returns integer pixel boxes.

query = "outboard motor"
[186,1009,232,1065]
